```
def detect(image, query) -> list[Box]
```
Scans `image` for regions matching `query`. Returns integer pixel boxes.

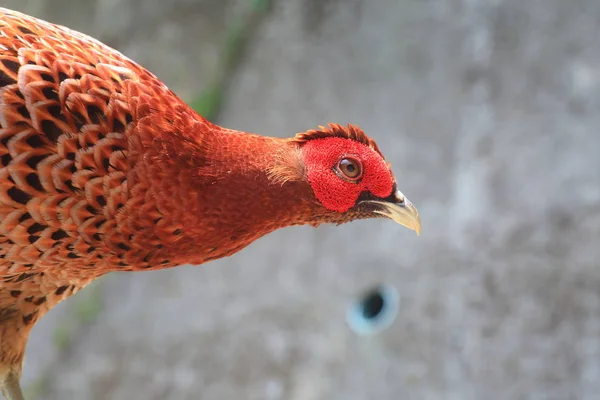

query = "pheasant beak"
[366,189,421,235]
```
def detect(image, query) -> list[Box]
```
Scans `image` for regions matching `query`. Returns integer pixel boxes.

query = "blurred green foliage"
[190,0,272,120]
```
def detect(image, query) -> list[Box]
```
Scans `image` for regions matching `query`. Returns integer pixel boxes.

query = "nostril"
[346,284,400,336]
[393,189,406,205]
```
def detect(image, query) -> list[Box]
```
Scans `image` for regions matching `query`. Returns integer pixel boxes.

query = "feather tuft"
[266,143,305,185]
[293,123,383,157]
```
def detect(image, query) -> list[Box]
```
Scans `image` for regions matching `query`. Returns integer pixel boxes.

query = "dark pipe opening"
[361,288,385,319]
[346,284,400,336]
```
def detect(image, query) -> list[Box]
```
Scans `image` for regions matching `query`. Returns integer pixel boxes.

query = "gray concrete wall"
[5,0,600,399]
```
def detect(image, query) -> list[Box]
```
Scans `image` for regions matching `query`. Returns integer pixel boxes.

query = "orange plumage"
[0,8,420,399]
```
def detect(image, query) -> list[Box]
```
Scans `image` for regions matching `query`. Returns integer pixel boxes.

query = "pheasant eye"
[337,157,362,181]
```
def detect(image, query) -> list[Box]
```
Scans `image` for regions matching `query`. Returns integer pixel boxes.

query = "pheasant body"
[0,7,272,377]
[0,8,420,399]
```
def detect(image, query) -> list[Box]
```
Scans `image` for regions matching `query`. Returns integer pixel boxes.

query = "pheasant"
[0,8,420,399]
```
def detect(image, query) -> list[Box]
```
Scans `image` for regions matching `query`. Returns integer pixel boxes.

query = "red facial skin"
[301,137,394,212]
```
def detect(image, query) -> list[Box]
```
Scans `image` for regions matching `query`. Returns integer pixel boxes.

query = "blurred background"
[4,0,600,399]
